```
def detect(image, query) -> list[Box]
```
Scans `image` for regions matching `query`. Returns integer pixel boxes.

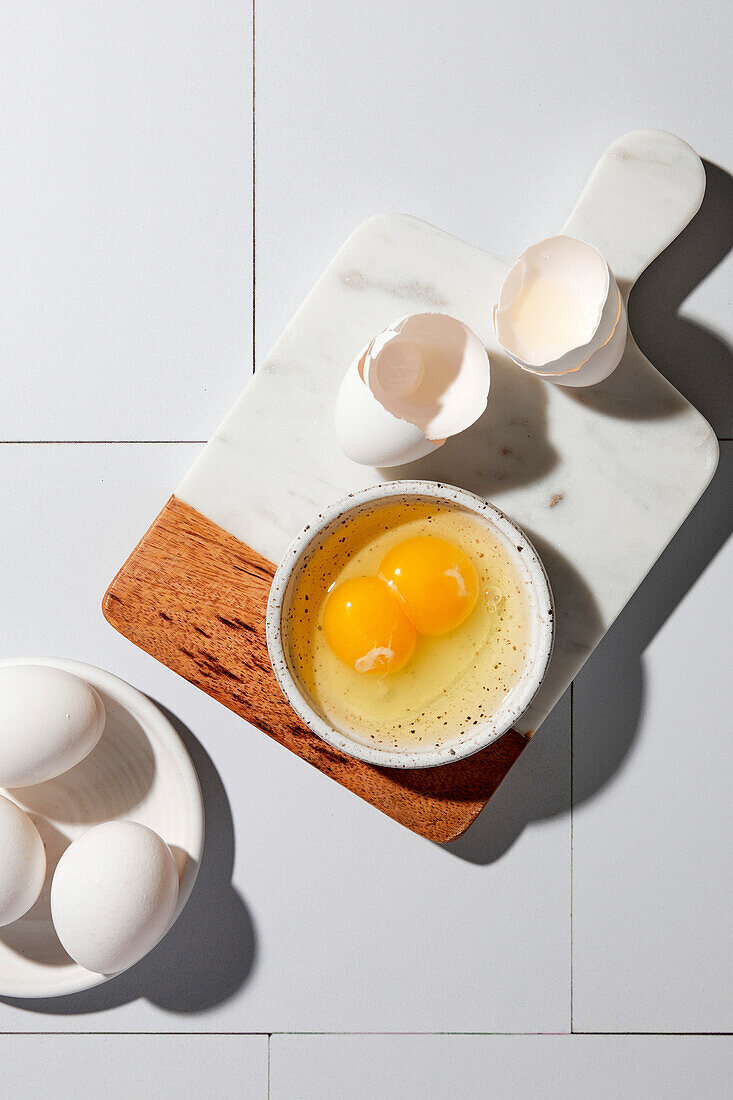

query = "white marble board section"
[179,130,718,737]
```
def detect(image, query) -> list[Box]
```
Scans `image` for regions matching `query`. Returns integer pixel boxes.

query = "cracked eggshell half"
[493,236,628,387]
[335,313,490,467]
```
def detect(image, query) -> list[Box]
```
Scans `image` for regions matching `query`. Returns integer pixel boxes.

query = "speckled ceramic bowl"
[266,481,554,769]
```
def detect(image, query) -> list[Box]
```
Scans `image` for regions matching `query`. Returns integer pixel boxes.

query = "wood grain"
[103,496,529,842]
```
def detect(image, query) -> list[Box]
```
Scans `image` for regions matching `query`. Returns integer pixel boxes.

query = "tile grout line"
[2,1030,731,1037]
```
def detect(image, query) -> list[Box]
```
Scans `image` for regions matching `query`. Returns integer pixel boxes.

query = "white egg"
[0,665,106,787]
[335,313,490,467]
[50,821,179,974]
[0,794,47,927]
[493,236,628,387]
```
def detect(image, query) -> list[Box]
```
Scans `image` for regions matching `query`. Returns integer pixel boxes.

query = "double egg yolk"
[322,536,479,675]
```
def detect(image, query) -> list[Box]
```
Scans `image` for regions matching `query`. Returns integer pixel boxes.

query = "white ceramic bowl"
[0,657,204,1000]
[266,481,554,769]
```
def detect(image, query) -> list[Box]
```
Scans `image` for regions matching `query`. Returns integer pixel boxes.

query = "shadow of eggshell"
[385,351,558,498]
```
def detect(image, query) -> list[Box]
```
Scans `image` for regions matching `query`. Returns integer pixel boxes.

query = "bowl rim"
[266,480,555,770]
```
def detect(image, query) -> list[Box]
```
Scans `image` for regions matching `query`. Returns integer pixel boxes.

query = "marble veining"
[340,269,448,308]
[178,130,718,736]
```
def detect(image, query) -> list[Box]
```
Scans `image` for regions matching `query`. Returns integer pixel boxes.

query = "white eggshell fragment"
[51,821,179,974]
[493,236,628,387]
[546,295,628,388]
[0,665,106,787]
[335,360,439,466]
[335,313,490,467]
[0,795,47,927]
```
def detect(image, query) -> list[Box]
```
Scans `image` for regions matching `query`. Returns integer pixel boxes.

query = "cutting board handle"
[561,129,705,291]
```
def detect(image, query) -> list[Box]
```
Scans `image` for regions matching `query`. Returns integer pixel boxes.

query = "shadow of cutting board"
[104,130,718,843]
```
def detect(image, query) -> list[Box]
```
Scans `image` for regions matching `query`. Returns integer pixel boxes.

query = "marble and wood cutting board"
[104,130,718,843]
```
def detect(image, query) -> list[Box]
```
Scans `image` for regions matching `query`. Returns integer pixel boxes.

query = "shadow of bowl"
[446,447,733,864]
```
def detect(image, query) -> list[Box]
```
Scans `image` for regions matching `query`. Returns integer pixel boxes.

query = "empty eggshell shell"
[50,820,179,974]
[493,236,628,387]
[335,360,437,467]
[0,665,106,787]
[543,294,628,388]
[335,313,490,467]
[0,794,47,927]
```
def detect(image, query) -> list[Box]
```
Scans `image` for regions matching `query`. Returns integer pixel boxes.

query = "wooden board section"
[103,495,528,842]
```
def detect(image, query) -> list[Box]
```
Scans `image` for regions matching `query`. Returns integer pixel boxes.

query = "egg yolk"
[379,536,479,636]
[322,575,417,675]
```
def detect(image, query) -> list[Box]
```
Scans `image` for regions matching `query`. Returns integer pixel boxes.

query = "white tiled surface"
[0,2,252,442]
[572,446,733,1033]
[271,1035,733,1100]
[0,1035,268,1100]
[2,0,732,1091]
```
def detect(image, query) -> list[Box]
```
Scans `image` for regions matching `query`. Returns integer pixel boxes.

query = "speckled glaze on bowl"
[266,481,554,769]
